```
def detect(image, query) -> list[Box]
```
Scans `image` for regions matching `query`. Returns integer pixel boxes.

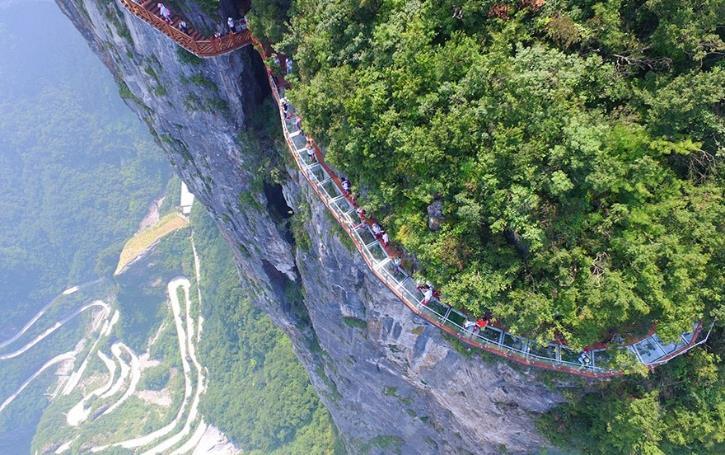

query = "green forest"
[0,2,169,331]
[193,208,340,454]
[0,3,168,452]
[246,1,723,453]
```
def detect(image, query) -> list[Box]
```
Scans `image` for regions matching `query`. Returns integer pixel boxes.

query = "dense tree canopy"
[252,0,723,348]
[245,2,724,452]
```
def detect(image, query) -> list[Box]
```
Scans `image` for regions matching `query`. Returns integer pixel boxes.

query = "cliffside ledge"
[55,1,565,452]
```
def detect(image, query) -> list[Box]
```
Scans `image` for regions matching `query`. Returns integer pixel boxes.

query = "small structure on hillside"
[180,182,194,216]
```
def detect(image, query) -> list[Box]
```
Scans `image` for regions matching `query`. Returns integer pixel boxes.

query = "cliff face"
[55,1,565,453]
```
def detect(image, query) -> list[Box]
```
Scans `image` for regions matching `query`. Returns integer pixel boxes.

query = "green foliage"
[176,47,203,66]
[290,200,312,251]
[263,4,725,451]
[342,316,367,330]
[192,211,338,454]
[279,0,723,349]
[247,0,292,45]
[186,73,217,90]
[194,0,221,17]
[113,229,190,352]
[540,347,724,454]
[0,3,168,332]
[139,364,172,391]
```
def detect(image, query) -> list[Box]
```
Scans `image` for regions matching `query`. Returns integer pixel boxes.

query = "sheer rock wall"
[55,1,565,453]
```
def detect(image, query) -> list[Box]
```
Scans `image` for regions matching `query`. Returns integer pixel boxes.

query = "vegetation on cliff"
[247,1,723,453]
[193,209,340,454]
[271,0,723,349]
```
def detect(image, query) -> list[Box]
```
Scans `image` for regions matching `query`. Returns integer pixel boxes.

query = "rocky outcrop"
[55,1,565,453]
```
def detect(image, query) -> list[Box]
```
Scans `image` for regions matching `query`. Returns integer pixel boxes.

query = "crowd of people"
[282,94,502,340]
[145,2,247,39]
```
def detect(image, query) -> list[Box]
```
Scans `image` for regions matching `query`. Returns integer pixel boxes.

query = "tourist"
[372,222,383,237]
[286,56,294,74]
[392,256,402,268]
[417,283,434,305]
[178,20,189,33]
[578,350,591,366]
[280,98,293,119]
[157,3,172,23]
[305,138,316,161]
[464,320,477,335]
[422,286,434,305]
[381,231,389,246]
[341,177,351,194]
[356,207,367,223]
[238,16,248,31]
[475,318,488,331]
[227,17,236,33]
[294,115,303,132]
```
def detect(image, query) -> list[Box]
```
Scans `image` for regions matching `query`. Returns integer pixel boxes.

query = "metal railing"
[118,0,252,57]
[118,0,712,378]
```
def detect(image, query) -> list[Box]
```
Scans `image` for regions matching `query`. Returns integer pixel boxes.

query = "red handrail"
[118,0,251,57]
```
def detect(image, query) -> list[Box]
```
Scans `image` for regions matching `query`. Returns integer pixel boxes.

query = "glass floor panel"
[502,333,526,352]
[286,121,301,135]
[651,335,679,355]
[366,242,388,262]
[446,309,467,327]
[356,226,376,245]
[320,180,341,199]
[681,330,694,345]
[634,337,667,363]
[309,165,327,182]
[477,326,502,344]
[424,300,449,318]
[299,150,316,166]
[560,346,581,364]
[529,343,558,361]
[332,197,354,214]
[399,278,424,303]
[400,278,423,303]
[382,260,409,283]
[592,349,614,369]
[291,133,307,150]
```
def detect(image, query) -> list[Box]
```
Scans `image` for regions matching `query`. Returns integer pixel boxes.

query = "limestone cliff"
[55,1,565,453]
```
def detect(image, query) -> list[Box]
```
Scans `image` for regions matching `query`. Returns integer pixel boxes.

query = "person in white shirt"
[306,147,316,162]
[422,286,433,305]
[158,3,171,23]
